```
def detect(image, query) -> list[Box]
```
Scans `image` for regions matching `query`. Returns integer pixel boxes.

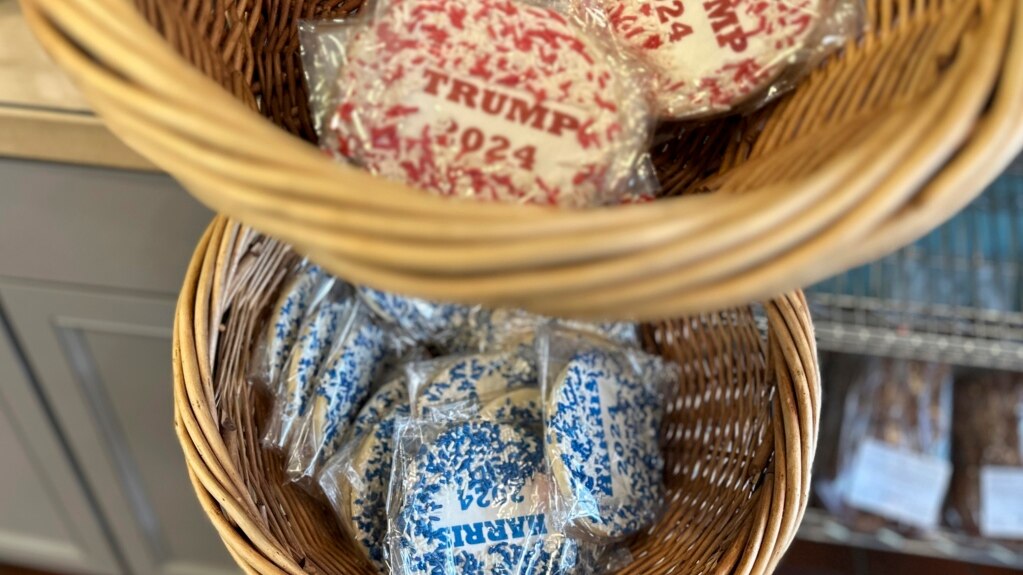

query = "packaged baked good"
[250,260,336,390]
[946,370,1023,541]
[387,411,580,575]
[815,355,953,534]
[263,294,354,450]
[580,0,862,119]
[407,349,539,417]
[536,326,678,540]
[299,0,652,207]
[286,301,391,481]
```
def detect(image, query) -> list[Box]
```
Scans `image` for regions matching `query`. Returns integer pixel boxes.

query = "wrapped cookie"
[299,0,652,207]
[388,413,580,575]
[454,307,639,353]
[320,374,411,567]
[263,294,353,450]
[946,370,1023,541]
[357,286,472,351]
[537,327,678,540]
[815,355,953,534]
[250,260,336,390]
[286,301,391,481]
[407,349,539,417]
[582,0,862,119]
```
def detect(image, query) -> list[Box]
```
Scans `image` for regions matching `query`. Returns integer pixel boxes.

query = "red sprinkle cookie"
[601,0,820,118]
[326,0,648,206]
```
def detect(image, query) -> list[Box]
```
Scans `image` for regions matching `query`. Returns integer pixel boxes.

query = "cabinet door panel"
[0,283,238,575]
[0,312,121,575]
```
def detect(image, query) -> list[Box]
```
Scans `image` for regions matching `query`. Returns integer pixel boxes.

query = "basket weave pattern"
[19,0,1023,319]
[172,217,819,575]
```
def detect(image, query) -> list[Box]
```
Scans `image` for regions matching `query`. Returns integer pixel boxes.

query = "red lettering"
[447,78,479,108]
[461,127,485,152]
[505,99,549,131]
[513,145,536,170]
[715,25,748,52]
[702,0,739,31]
[485,135,510,162]
[423,69,449,95]
[655,0,684,23]
[481,91,509,115]
[548,110,581,136]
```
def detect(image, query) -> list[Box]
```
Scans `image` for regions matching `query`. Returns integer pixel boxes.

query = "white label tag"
[844,438,952,530]
[981,466,1023,539]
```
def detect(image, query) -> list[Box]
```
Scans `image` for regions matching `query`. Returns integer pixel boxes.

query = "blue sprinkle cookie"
[292,314,389,476]
[546,349,664,539]
[270,300,348,448]
[264,264,330,384]
[346,399,411,567]
[416,352,537,415]
[397,420,575,575]
[351,375,409,440]
[481,388,543,426]
[358,286,470,346]
[457,308,639,353]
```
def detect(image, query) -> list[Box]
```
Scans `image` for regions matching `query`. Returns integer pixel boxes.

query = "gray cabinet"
[0,311,122,575]
[0,283,237,575]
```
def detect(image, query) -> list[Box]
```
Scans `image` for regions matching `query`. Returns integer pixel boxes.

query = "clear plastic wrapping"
[816,355,953,533]
[580,0,863,119]
[321,373,412,567]
[263,292,354,450]
[537,327,678,540]
[453,307,639,354]
[946,370,1023,540]
[299,0,653,207]
[286,300,392,481]
[250,261,335,390]
[387,412,580,575]
[407,349,539,417]
[357,286,472,351]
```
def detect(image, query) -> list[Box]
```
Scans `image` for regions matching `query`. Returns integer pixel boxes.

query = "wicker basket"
[20,0,1023,319]
[173,216,820,575]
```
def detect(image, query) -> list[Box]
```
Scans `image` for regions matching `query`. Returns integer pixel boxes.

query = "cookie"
[358,287,470,346]
[415,352,537,415]
[456,308,638,353]
[264,264,330,385]
[352,375,410,439]
[270,300,349,448]
[481,387,543,426]
[397,420,575,575]
[546,349,664,539]
[291,314,389,477]
[601,0,821,118]
[348,401,412,566]
[327,0,648,206]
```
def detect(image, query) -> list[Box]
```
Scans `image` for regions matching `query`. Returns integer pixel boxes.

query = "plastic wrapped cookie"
[410,350,538,416]
[481,387,544,426]
[264,299,351,450]
[456,307,638,353]
[595,0,826,118]
[321,377,412,567]
[287,305,390,481]
[539,329,679,539]
[316,0,651,206]
[357,286,472,349]
[254,262,334,388]
[390,419,578,575]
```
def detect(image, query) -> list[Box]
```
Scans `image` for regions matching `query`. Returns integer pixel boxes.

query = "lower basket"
[173,216,821,575]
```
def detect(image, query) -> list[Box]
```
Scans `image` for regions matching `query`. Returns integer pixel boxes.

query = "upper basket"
[20,0,1023,320]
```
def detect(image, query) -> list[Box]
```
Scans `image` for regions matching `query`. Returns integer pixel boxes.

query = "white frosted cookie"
[347,400,411,567]
[270,300,348,449]
[264,264,330,385]
[415,351,537,415]
[545,349,664,539]
[601,0,822,118]
[481,387,543,426]
[289,314,389,478]
[358,287,471,347]
[327,0,649,206]
[396,420,576,575]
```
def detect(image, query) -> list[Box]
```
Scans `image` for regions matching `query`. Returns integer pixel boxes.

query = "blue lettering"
[506,515,527,539]
[462,522,486,545]
[450,525,464,549]
[485,520,509,542]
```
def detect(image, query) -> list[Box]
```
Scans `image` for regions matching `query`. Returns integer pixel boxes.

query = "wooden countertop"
[0,1,156,171]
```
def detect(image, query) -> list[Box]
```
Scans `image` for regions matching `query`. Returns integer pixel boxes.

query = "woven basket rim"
[171,216,821,575]
[19,0,1023,319]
